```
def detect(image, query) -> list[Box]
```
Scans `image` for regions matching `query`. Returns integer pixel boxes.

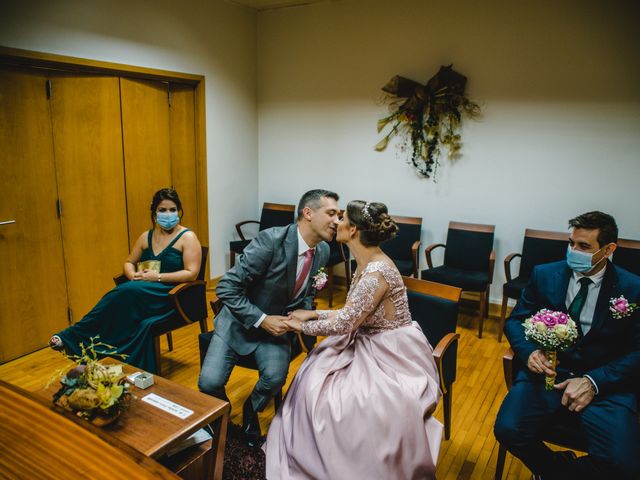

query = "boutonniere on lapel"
[312,268,328,291]
[609,296,638,319]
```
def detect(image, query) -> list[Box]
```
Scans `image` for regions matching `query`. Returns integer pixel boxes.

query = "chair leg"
[498,295,509,342]
[153,336,162,376]
[443,385,453,440]
[478,291,487,338]
[274,388,283,412]
[166,332,173,352]
[199,318,209,334]
[495,443,507,480]
[484,285,490,318]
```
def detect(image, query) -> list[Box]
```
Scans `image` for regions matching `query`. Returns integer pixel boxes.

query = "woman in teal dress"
[49,188,202,373]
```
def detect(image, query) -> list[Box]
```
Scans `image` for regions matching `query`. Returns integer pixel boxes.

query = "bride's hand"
[288,309,317,322]
[283,317,303,333]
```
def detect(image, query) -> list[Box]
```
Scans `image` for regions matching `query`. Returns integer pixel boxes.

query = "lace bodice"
[302,261,412,336]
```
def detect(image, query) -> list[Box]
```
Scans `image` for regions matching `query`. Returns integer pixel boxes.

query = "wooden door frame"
[0,46,210,281]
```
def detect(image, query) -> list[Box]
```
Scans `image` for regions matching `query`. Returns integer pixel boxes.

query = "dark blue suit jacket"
[504,260,640,404]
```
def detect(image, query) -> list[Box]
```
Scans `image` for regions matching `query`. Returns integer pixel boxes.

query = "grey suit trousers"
[198,331,291,411]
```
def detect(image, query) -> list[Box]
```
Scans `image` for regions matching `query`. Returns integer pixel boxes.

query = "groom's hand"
[554,377,595,412]
[527,349,556,376]
[261,315,289,336]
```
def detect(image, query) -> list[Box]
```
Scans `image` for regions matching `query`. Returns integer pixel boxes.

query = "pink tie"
[293,249,314,295]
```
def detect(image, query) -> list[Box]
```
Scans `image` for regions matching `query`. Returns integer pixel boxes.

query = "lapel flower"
[609,296,638,319]
[312,268,328,291]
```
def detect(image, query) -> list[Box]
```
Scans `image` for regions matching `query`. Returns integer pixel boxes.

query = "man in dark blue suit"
[494,211,640,479]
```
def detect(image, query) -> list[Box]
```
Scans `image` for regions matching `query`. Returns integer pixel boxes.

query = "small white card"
[141,393,194,419]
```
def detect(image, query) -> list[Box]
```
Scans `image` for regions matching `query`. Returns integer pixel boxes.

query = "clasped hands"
[260,309,315,336]
[132,269,160,282]
[527,349,595,412]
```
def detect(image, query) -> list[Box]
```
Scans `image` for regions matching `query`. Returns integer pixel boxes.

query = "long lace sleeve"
[302,272,388,336]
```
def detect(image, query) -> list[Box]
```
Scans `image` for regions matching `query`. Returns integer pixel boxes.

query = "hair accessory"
[362,202,372,223]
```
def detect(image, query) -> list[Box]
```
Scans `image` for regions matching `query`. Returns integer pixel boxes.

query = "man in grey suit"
[198,189,340,445]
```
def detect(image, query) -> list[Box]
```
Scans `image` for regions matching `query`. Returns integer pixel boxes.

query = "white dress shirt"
[564,263,607,394]
[254,228,312,328]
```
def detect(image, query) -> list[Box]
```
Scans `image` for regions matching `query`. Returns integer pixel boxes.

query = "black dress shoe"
[242,399,261,447]
[532,451,577,480]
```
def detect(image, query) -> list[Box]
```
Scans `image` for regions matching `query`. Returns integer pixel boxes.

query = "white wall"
[0,0,258,276]
[258,0,640,302]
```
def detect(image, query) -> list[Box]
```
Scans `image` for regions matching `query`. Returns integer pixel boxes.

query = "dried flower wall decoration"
[375,65,480,180]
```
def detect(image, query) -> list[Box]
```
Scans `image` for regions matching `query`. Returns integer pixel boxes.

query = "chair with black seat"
[324,238,350,307]
[613,238,640,276]
[421,221,495,338]
[229,202,296,268]
[114,246,209,375]
[403,276,461,440]
[500,229,568,342]
[199,298,316,410]
[381,215,422,278]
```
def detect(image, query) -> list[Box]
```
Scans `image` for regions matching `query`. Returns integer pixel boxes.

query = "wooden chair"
[500,229,568,341]
[421,221,495,338]
[613,238,640,276]
[324,238,350,307]
[403,276,462,440]
[114,246,209,375]
[382,215,422,278]
[229,202,295,267]
[198,298,315,411]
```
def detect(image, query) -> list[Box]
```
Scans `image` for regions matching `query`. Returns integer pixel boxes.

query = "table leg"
[210,405,229,480]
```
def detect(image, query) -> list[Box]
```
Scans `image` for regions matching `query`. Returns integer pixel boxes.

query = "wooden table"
[37,359,230,480]
[0,380,179,479]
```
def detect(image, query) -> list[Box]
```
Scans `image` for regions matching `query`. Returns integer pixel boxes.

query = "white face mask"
[566,245,605,273]
[156,211,179,230]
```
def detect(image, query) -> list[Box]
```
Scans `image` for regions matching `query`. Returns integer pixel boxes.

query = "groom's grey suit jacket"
[215,223,329,356]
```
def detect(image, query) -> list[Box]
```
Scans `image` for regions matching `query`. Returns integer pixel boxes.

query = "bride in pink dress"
[264,200,443,479]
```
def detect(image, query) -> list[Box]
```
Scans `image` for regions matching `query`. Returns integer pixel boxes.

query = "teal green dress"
[56,229,191,373]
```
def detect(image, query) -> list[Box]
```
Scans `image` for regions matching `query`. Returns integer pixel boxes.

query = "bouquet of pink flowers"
[523,309,579,390]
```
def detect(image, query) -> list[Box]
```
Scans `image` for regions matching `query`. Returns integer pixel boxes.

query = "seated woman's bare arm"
[159,231,202,283]
[124,232,147,280]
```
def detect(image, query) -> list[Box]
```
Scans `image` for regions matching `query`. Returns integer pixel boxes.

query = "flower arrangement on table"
[523,309,579,390]
[375,64,480,181]
[48,336,132,426]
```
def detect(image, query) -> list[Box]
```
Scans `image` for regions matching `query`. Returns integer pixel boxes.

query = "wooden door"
[169,84,199,236]
[0,67,69,362]
[49,74,130,319]
[120,78,172,246]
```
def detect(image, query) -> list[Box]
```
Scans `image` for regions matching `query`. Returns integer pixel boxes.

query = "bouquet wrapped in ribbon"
[523,309,579,390]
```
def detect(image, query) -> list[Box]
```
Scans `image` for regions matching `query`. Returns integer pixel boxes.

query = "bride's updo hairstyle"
[347,200,399,247]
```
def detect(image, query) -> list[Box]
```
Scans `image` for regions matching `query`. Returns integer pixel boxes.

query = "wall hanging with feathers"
[375,65,480,181]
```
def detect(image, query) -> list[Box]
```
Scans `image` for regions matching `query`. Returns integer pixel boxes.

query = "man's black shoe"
[532,451,578,480]
[242,399,261,447]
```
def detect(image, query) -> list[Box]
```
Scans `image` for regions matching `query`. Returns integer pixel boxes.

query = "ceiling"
[228,0,330,11]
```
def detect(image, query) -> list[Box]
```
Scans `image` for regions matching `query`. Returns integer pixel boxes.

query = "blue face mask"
[566,245,605,273]
[156,211,179,230]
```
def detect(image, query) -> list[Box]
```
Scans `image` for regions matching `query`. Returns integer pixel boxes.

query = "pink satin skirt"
[265,322,443,479]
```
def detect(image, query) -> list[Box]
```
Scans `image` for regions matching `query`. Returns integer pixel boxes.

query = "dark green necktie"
[568,277,592,335]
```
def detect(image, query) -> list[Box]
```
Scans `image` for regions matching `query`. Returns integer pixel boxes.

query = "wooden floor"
[0,286,534,480]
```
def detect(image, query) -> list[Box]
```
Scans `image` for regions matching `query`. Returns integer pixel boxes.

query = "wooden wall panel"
[120,78,172,246]
[169,85,198,237]
[0,67,68,361]
[49,74,130,319]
